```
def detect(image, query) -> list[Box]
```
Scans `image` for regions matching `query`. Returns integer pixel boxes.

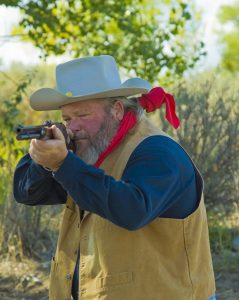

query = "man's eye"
[77,114,89,118]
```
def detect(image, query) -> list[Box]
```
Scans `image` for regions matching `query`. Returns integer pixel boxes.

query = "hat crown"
[30,55,151,111]
[56,55,122,96]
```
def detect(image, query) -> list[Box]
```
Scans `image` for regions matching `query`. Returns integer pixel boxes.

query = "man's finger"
[66,128,74,139]
[51,125,65,141]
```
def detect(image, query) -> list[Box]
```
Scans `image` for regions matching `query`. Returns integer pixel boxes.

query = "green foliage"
[0,73,33,204]
[208,203,239,272]
[217,1,239,73]
[0,65,59,204]
[0,0,21,6]
[2,0,205,82]
[156,72,239,210]
[208,210,236,254]
[0,63,61,207]
[0,64,63,258]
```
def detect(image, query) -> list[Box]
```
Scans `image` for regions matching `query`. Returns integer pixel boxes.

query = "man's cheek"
[84,121,103,137]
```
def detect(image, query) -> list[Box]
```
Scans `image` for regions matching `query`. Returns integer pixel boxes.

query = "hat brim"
[30,78,151,111]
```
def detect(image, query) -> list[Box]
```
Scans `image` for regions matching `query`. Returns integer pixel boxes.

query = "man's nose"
[67,119,80,132]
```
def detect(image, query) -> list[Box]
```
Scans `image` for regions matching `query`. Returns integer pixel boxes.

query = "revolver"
[16,120,75,151]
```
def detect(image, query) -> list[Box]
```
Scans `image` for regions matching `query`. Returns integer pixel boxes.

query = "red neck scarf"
[94,87,180,168]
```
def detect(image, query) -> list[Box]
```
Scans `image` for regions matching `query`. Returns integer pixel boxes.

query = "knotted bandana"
[139,87,180,129]
[94,87,180,167]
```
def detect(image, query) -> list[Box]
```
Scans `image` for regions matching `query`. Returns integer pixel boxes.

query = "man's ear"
[111,100,124,121]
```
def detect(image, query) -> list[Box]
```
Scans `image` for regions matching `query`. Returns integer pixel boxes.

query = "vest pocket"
[96,272,133,289]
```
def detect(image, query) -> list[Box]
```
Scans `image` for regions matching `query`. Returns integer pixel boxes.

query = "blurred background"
[0,1,238,299]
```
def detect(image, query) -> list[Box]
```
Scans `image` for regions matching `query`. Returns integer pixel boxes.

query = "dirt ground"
[216,271,239,300]
[0,254,238,300]
[0,258,49,300]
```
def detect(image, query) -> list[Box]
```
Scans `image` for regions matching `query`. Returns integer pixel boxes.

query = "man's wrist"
[42,151,68,173]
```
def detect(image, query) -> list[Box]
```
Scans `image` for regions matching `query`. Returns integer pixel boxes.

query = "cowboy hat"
[30,55,152,111]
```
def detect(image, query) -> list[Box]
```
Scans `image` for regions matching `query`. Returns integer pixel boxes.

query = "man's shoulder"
[130,134,194,168]
[136,134,181,152]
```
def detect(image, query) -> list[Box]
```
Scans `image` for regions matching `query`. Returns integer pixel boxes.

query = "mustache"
[72,132,90,141]
[65,129,88,140]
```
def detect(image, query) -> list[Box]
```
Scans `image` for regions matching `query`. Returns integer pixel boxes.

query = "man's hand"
[29,125,68,171]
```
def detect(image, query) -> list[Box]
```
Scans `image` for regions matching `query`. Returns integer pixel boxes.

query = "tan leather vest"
[49,117,215,300]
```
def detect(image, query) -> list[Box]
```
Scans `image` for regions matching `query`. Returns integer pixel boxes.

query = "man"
[14,55,216,300]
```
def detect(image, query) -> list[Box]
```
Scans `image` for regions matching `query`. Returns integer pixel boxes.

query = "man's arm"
[52,136,199,230]
[13,153,67,205]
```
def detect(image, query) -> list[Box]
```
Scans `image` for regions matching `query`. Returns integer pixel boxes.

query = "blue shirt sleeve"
[13,153,67,205]
[52,135,199,230]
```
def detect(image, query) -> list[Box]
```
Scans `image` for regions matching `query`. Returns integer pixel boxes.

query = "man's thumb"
[51,125,65,141]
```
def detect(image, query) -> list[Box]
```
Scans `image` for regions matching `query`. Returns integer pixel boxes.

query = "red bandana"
[94,87,180,168]
[139,87,180,129]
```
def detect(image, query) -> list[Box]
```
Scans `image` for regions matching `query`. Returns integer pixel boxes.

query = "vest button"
[66,273,72,280]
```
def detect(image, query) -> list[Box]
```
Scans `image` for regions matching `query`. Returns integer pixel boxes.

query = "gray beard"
[76,114,120,165]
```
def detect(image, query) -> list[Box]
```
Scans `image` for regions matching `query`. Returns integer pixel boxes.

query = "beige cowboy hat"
[30,55,152,111]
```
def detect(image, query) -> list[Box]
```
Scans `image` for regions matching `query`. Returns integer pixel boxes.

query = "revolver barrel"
[15,121,76,152]
[16,125,48,140]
